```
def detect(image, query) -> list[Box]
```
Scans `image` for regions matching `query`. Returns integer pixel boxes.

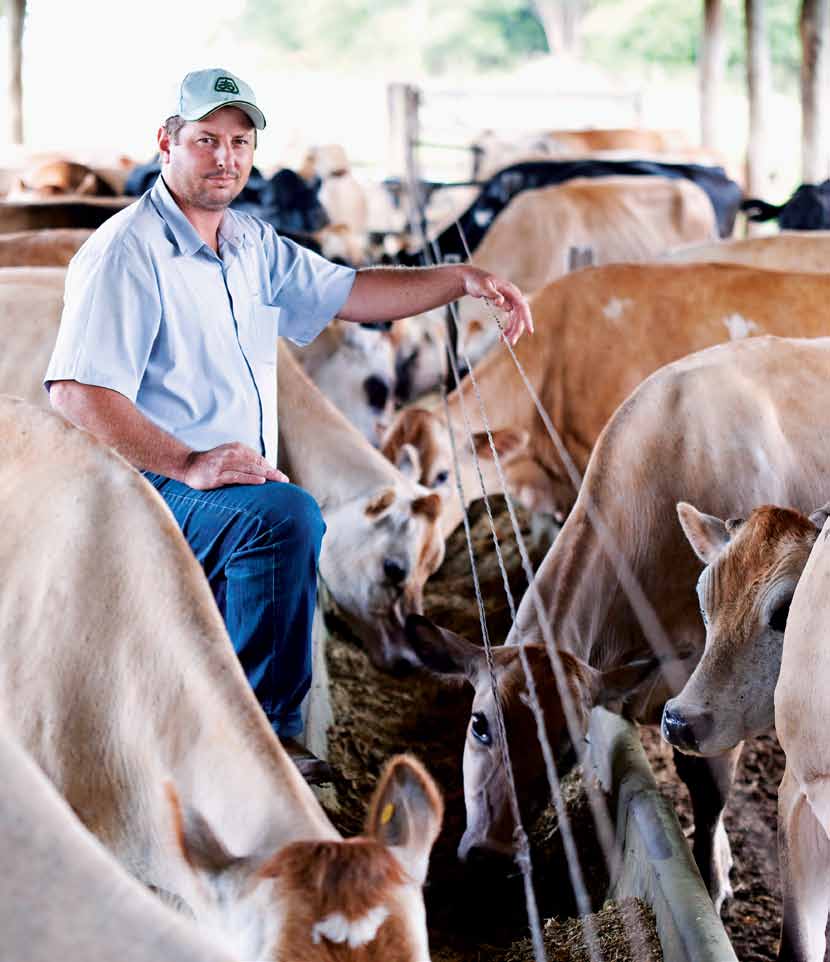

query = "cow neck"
[277,344,407,507]
[448,326,543,437]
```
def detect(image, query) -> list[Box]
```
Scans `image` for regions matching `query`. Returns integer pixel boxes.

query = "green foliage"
[239,0,805,83]
[583,0,801,87]
[238,0,547,73]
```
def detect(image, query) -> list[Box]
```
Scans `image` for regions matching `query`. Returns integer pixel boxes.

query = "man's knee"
[257,483,326,551]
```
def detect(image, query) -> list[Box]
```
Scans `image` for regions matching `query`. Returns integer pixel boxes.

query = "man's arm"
[337,264,533,344]
[49,381,286,490]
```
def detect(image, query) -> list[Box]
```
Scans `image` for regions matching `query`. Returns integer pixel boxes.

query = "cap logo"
[214,77,239,94]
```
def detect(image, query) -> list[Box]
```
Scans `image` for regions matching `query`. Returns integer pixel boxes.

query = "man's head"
[158,69,265,213]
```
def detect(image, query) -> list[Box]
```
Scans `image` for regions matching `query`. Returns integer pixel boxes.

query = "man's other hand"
[461,267,534,345]
[183,442,288,490]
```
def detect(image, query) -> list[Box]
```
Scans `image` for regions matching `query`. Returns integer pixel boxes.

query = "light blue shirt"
[44,175,356,465]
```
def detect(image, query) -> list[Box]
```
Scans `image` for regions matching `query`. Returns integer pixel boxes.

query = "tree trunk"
[744,0,771,196]
[700,0,724,151]
[800,0,830,183]
[7,0,25,145]
[533,0,583,57]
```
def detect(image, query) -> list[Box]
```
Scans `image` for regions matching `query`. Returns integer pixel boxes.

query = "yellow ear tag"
[380,802,395,825]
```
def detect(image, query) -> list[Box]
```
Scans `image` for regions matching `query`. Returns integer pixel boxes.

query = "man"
[46,68,532,779]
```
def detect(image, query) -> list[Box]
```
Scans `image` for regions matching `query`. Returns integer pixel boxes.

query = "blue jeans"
[143,474,326,737]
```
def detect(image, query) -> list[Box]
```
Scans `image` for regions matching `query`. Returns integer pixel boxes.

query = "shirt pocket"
[248,304,279,366]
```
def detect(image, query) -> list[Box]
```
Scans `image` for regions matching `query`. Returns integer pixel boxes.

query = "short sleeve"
[261,226,356,346]
[44,237,162,401]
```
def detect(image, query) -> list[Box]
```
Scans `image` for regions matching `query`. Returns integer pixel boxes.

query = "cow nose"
[383,558,407,584]
[661,704,699,753]
[364,375,390,412]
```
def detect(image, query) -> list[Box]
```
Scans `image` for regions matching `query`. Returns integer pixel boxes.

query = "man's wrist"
[167,448,198,484]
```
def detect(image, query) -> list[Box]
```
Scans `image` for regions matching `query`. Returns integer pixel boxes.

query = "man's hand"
[461,266,534,345]
[183,442,288,490]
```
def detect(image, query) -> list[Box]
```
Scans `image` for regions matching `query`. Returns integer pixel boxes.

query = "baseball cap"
[168,68,266,130]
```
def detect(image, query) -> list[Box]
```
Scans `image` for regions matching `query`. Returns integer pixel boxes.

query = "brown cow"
[384,263,830,538]
[398,176,718,390]
[405,335,830,914]
[666,231,830,272]
[6,159,117,198]
[0,228,92,266]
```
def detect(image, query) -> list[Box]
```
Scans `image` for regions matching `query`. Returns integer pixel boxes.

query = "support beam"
[800,0,830,183]
[7,0,25,146]
[744,0,771,196]
[700,0,724,151]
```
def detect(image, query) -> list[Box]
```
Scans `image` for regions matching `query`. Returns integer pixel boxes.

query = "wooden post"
[387,82,426,252]
[7,0,25,145]
[700,0,724,151]
[744,0,771,197]
[800,0,830,183]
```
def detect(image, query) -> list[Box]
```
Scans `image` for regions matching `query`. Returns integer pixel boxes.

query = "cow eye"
[470,711,491,745]
[769,600,791,633]
[433,470,449,486]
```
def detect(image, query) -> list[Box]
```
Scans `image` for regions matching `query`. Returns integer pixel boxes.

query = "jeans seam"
[161,489,298,541]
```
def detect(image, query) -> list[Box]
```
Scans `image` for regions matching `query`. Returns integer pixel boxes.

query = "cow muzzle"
[661,700,713,755]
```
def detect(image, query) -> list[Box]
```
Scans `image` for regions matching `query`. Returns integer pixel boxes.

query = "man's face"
[158,105,255,212]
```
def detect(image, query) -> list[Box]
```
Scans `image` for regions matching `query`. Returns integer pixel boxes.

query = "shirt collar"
[150,175,249,256]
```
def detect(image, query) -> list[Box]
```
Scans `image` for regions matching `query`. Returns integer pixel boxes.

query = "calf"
[0,396,443,961]
[404,335,830,914]
[663,498,830,960]
[383,263,830,537]
[661,502,822,757]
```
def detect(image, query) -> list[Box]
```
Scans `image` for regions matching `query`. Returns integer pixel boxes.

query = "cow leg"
[777,765,830,962]
[672,744,741,913]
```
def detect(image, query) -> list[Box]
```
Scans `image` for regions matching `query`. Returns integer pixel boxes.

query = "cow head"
[404,616,647,861]
[381,407,528,539]
[319,484,445,671]
[662,501,824,757]
[168,754,442,961]
[388,312,448,403]
[296,321,396,446]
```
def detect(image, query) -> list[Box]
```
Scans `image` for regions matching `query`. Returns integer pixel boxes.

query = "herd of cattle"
[4,128,830,961]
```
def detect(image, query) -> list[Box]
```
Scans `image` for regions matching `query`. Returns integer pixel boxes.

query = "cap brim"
[186,100,266,130]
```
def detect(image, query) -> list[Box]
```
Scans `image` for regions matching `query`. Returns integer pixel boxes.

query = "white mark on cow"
[602,298,632,324]
[723,313,759,340]
[311,906,390,948]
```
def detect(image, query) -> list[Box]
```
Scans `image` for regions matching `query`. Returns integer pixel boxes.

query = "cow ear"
[599,657,658,701]
[473,428,528,463]
[412,490,441,523]
[404,613,483,679]
[365,487,396,519]
[677,501,730,564]
[396,442,422,481]
[366,755,443,885]
[809,502,830,531]
[165,781,238,877]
